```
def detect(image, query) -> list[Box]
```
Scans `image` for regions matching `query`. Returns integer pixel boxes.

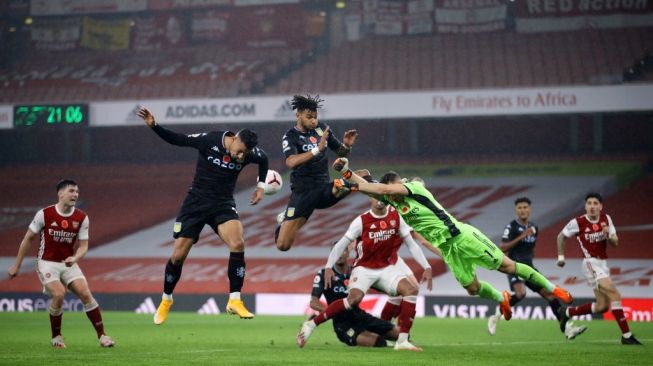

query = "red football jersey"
[346,207,410,269]
[562,213,615,259]
[29,205,89,262]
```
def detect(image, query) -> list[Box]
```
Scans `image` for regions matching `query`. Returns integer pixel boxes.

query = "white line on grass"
[427,339,653,347]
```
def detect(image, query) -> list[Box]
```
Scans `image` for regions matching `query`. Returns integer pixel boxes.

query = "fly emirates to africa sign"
[88,84,653,126]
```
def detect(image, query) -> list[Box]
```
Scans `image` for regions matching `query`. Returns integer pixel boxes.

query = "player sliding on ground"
[307,242,403,348]
[332,158,574,322]
[297,175,432,351]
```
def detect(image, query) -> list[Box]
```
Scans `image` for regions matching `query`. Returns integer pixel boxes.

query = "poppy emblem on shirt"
[344,279,349,286]
[309,136,317,144]
[379,221,387,229]
[223,155,231,163]
[401,206,408,213]
[592,224,599,231]
[61,220,69,229]
[45,273,51,278]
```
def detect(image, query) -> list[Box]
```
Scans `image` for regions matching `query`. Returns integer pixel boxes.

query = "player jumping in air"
[557,193,642,345]
[275,95,358,251]
[7,179,115,348]
[297,178,432,351]
[138,107,268,323]
[332,159,574,322]
[488,197,587,339]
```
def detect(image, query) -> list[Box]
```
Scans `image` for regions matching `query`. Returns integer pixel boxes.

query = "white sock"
[387,296,402,306]
[229,292,241,301]
[343,298,351,310]
[623,332,632,338]
[162,293,173,301]
[397,333,409,343]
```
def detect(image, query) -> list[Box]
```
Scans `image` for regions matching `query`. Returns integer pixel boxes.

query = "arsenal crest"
[72,221,79,229]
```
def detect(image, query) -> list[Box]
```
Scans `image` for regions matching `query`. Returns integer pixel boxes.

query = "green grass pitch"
[0,312,650,365]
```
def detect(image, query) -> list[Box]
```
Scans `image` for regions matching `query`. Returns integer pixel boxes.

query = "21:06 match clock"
[13,104,89,128]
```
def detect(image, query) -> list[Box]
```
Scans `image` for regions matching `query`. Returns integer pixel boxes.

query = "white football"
[264,169,283,195]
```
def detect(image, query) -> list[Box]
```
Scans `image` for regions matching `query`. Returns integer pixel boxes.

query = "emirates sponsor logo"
[584,232,607,243]
[48,228,77,243]
[368,229,396,244]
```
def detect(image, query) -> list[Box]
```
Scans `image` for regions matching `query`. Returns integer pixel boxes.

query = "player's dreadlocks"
[291,94,323,112]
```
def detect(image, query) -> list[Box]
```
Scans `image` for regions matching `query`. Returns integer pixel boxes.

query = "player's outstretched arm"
[8,230,36,278]
[333,158,409,196]
[138,107,207,149]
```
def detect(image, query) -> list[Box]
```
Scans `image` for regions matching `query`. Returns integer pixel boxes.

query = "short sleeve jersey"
[342,207,411,269]
[562,213,616,259]
[29,205,89,262]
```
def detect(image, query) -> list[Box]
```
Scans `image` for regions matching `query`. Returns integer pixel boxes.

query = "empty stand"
[0,46,305,103]
[266,28,653,95]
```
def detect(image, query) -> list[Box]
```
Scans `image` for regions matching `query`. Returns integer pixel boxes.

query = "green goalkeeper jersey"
[384,181,461,248]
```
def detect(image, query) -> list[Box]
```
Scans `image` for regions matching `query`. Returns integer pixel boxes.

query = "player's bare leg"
[68,278,114,347]
[563,278,641,344]
[45,281,66,348]
[393,278,422,351]
[154,237,193,325]
[219,219,254,319]
[276,217,307,251]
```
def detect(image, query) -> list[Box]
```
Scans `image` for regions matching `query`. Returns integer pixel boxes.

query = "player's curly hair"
[237,129,258,150]
[514,197,531,205]
[56,179,77,192]
[291,94,323,112]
